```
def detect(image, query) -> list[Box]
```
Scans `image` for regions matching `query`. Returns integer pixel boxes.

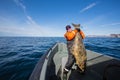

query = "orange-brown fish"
[71,23,87,72]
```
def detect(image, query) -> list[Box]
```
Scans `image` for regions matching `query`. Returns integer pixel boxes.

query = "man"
[64,25,85,74]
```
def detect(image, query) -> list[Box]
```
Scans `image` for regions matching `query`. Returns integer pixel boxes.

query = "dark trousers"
[65,40,75,70]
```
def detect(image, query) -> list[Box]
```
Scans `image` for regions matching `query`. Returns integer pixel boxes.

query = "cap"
[66,25,71,30]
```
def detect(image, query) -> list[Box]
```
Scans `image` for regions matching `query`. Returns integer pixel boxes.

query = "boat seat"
[62,56,68,73]
[53,51,68,74]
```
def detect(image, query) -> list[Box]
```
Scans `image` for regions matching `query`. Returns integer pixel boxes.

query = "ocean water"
[0,37,120,80]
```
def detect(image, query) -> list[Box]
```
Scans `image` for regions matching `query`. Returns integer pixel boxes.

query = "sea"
[0,37,120,80]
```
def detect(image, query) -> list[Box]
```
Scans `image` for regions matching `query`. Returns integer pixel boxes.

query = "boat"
[29,42,120,80]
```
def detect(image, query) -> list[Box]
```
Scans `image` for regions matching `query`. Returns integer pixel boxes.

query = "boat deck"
[54,43,120,80]
[64,52,120,80]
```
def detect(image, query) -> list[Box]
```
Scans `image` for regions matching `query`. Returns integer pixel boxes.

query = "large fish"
[71,23,87,72]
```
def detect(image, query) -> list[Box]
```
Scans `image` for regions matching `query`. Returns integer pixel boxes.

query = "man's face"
[67,28,72,32]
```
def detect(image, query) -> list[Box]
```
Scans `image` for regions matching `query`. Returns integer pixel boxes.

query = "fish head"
[72,23,80,29]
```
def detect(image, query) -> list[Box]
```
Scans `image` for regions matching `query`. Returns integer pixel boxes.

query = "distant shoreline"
[87,34,120,38]
[86,36,120,38]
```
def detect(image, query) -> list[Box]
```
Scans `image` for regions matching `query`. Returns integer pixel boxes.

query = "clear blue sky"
[0,0,120,37]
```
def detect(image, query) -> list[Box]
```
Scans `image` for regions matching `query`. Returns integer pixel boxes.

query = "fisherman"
[64,25,85,74]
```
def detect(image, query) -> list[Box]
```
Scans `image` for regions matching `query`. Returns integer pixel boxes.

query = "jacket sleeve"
[80,30,85,39]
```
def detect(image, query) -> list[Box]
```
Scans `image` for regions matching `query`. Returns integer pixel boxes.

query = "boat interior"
[29,43,120,80]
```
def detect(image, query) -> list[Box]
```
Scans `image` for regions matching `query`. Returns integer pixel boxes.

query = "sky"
[0,0,120,37]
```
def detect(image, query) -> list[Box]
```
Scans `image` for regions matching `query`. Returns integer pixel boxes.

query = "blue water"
[0,37,120,80]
